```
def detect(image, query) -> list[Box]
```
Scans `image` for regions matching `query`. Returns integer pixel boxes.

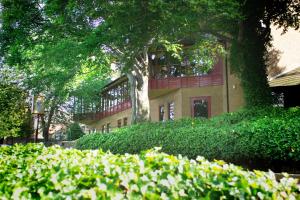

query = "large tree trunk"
[231,6,272,107]
[41,99,57,143]
[127,48,150,124]
[239,21,272,106]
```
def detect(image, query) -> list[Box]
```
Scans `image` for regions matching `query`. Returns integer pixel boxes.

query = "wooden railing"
[149,58,223,90]
[74,100,131,121]
[149,74,223,89]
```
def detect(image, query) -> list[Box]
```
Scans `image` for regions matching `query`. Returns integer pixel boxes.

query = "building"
[73,53,245,132]
[269,25,300,108]
[269,66,300,108]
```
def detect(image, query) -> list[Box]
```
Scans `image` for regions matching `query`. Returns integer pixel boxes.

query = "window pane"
[159,105,164,121]
[168,102,175,120]
[193,99,208,118]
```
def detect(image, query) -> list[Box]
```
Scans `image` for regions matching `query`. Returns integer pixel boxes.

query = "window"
[99,79,130,113]
[123,117,128,126]
[102,125,105,133]
[272,92,284,107]
[149,49,214,79]
[159,105,164,121]
[168,102,175,120]
[106,123,110,133]
[191,97,211,118]
[117,119,122,128]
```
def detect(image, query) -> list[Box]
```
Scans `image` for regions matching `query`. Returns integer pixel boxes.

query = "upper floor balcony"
[149,58,223,90]
[73,99,131,122]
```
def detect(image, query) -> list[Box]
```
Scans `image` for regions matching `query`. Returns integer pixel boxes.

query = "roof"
[102,75,127,92]
[269,67,300,87]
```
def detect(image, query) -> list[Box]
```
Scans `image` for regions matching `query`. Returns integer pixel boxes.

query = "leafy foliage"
[66,123,84,141]
[0,0,239,124]
[0,84,28,138]
[265,48,285,78]
[0,0,111,140]
[76,107,300,171]
[0,143,299,199]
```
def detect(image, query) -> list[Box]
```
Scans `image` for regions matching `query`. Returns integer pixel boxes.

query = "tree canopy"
[0,0,299,125]
[0,0,111,139]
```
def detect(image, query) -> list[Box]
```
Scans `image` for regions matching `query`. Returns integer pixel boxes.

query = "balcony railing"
[149,58,223,89]
[149,74,223,89]
[73,100,131,121]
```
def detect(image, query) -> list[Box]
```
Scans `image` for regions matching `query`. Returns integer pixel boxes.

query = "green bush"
[76,107,300,171]
[0,84,28,138]
[0,143,299,199]
[66,123,84,140]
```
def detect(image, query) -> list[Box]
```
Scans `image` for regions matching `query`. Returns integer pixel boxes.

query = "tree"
[0,0,111,141]
[0,83,28,138]
[265,48,285,78]
[0,62,32,141]
[24,0,235,123]
[1,0,299,125]
[229,0,299,106]
[25,39,110,141]
[24,40,110,142]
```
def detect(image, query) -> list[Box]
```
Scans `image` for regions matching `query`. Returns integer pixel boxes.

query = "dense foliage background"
[76,107,300,172]
[0,144,299,199]
[0,84,31,138]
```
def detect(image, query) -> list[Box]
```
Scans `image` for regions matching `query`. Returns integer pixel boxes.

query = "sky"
[271,25,300,72]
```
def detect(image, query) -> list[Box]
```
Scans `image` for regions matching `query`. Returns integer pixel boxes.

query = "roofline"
[269,66,300,81]
[101,75,128,93]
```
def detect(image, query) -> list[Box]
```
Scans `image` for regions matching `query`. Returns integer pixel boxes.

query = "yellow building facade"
[74,56,244,132]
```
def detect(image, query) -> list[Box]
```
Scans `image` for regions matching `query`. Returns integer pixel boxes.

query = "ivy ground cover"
[0,144,299,199]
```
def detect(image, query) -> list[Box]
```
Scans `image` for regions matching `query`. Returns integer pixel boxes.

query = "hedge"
[0,144,299,199]
[66,123,84,140]
[76,107,300,171]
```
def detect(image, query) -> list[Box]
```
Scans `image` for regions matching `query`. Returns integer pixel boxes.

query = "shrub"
[66,123,84,140]
[0,84,28,138]
[76,107,300,171]
[0,143,299,199]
